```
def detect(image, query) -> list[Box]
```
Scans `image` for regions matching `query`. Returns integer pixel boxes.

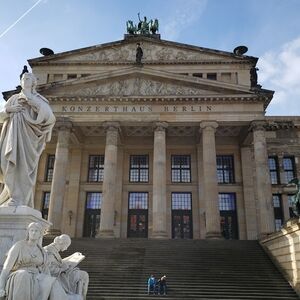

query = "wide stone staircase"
[51,239,299,300]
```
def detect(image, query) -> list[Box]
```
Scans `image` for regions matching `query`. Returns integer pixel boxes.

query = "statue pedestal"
[0,206,51,269]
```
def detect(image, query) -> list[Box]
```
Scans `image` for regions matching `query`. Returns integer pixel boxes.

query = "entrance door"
[219,193,238,239]
[171,193,193,239]
[127,192,148,238]
[83,192,102,238]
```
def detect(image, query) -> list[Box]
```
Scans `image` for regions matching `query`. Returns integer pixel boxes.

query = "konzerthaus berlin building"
[6,33,300,240]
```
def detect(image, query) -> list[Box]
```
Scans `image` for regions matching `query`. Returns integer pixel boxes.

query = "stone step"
[43,239,299,299]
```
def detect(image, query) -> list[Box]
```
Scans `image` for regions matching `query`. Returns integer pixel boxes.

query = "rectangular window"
[273,194,284,231]
[283,156,296,183]
[217,155,235,184]
[268,156,280,184]
[86,192,102,209]
[171,193,192,210]
[218,193,236,211]
[88,155,104,182]
[42,192,50,219]
[45,155,55,182]
[129,155,149,182]
[128,192,148,209]
[207,73,217,80]
[171,155,191,183]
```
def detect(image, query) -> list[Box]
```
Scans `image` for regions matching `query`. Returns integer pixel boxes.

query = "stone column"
[251,121,275,237]
[46,118,72,236]
[152,122,168,239]
[241,146,258,239]
[200,121,221,239]
[97,122,120,238]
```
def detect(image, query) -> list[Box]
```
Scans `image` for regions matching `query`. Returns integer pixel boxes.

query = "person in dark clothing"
[158,275,167,295]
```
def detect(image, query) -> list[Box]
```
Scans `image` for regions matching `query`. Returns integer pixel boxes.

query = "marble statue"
[0,222,57,299]
[44,234,89,300]
[0,73,56,207]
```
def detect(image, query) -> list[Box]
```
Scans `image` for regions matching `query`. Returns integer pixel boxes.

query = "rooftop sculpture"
[126,13,159,35]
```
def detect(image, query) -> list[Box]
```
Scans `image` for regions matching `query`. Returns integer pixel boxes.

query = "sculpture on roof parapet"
[126,13,159,35]
[250,65,261,90]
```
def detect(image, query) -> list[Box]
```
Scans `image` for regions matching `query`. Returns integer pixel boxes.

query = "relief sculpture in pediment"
[64,78,211,96]
[58,43,222,62]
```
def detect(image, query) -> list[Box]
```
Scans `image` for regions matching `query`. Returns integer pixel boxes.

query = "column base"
[44,228,62,237]
[96,229,115,239]
[206,231,223,239]
[151,231,168,239]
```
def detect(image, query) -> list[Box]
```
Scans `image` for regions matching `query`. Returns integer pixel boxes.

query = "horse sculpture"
[150,19,159,34]
[287,178,300,217]
[126,20,137,35]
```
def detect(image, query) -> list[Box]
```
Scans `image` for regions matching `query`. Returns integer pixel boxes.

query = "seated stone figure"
[44,234,89,300]
[0,222,67,300]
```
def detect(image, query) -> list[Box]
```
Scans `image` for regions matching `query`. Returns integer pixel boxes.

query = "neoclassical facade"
[5,34,300,240]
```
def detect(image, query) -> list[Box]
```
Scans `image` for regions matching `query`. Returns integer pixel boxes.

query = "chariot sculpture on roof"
[126,13,159,35]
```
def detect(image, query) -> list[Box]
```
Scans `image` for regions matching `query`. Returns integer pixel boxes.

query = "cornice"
[29,60,253,67]
[44,95,270,105]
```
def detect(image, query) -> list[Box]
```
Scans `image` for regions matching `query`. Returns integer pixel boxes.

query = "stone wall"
[260,219,300,295]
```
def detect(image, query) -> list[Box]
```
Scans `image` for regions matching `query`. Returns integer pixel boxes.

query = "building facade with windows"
[7,34,300,240]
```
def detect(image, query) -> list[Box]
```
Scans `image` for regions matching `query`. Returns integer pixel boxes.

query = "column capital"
[199,121,218,132]
[55,117,72,131]
[103,121,120,132]
[249,120,267,132]
[153,122,168,132]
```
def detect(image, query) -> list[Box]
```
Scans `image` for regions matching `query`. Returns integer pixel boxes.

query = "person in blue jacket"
[147,274,156,295]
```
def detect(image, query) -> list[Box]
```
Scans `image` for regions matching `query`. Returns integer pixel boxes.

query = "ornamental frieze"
[65,78,212,97]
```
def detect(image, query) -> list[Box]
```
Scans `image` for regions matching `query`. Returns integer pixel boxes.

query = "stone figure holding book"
[0,72,56,207]
[44,234,89,299]
[0,222,68,300]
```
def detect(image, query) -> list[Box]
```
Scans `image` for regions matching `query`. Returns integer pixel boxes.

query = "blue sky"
[1,0,300,115]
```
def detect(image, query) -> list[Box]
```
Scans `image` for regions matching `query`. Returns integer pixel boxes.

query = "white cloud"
[161,0,207,40]
[258,37,300,115]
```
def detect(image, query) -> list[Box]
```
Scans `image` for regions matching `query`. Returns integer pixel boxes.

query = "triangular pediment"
[40,67,255,98]
[29,37,256,65]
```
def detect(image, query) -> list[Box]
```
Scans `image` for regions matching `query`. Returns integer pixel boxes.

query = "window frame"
[45,154,55,182]
[87,155,105,183]
[171,155,192,183]
[268,156,280,185]
[41,191,50,219]
[283,156,296,183]
[171,192,192,210]
[216,155,235,184]
[129,155,149,183]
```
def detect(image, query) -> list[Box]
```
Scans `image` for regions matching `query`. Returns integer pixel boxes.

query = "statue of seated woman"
[44,234,89,300]
[0,222,57,300]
